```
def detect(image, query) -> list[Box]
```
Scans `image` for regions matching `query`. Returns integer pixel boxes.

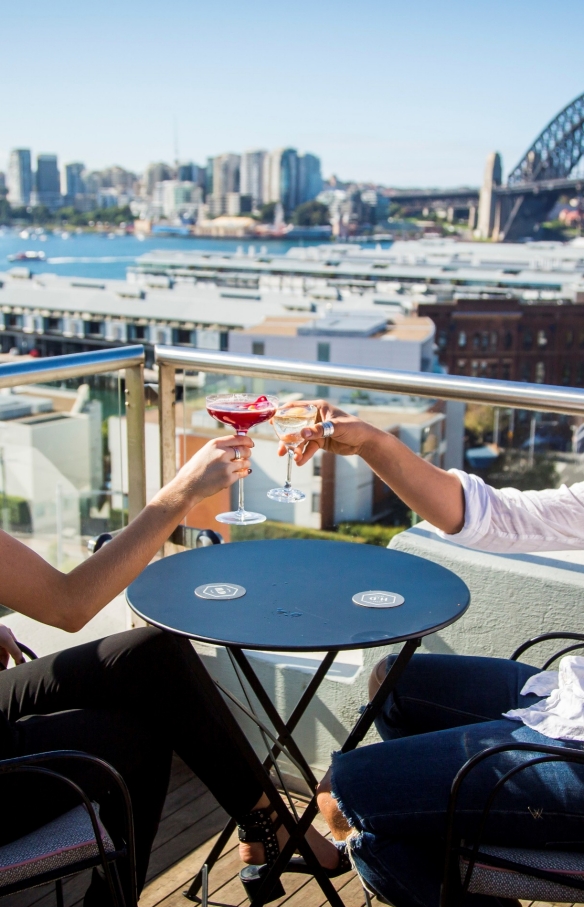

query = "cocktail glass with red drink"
[206,393,278,524]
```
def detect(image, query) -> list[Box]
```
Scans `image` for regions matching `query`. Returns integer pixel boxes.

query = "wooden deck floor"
[1,756,579,907]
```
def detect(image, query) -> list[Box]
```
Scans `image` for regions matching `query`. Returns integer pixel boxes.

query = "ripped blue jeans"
[331,653,584,907]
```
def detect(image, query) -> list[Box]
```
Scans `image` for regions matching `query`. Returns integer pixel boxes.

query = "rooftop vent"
[298,314,388,337]
[117,287,146,299]
[70,280,105,290]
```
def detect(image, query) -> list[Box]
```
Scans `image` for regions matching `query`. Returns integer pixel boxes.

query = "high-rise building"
[212,154,240,196]
[64,162,86,205]
[240,150,267,208]
[7,149,32,207]
[264,148,299,215]
[207,154,240,216]
[100,166,136,193]
[298,153,322,205]
[0,172,6,199]
[34,154,62,210]
[142,162,173,198]
[177,163,206,191]
[205,157,214,198]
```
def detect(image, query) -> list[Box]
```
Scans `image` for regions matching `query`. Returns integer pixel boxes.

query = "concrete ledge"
[390,523,584,660]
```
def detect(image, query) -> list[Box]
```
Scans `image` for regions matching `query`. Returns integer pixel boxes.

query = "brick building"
[419,297,584,387]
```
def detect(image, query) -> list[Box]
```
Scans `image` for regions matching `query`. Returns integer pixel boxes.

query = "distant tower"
[477,152,502,239]
[240,150,267,208]
[7,149,32,206]
[35,155,62,210]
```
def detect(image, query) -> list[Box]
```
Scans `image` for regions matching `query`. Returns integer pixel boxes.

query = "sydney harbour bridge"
[387,91,584,242]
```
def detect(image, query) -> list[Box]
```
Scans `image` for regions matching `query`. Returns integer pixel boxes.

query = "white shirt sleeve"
[431,470,584,553]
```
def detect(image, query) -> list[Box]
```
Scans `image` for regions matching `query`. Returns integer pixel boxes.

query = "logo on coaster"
[352,591,405,608]
[195,584,246,600]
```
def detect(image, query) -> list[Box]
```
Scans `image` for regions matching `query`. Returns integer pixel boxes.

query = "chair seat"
[0,803,116,888]
[461,844,584,902]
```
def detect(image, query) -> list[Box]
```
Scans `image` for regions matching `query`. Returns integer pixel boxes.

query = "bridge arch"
[508,91,584,185]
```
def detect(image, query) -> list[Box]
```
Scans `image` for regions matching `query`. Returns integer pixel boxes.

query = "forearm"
[359,425,465,534]
[61,472,203,629]
[0,435,250,632]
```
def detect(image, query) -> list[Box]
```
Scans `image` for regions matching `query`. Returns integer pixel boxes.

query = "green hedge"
[0,496,32,531]
[231,520,365,544]
[231,520,406,546]
[337,522,406,546]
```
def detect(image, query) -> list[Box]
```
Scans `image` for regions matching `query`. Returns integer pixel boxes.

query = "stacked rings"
[321,421,335,438]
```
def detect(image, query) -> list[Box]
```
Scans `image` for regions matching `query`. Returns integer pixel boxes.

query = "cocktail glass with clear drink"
[268,403,317,503]
[206,393,278,524]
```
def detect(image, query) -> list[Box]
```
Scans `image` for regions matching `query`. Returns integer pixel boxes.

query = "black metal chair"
[0,642,138,906]
[440,631,584,905]
[0,750,137,907]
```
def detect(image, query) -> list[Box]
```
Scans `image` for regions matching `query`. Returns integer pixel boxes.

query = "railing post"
[159,363,177,488]
[124,364,146,522]
[158,363,177,555]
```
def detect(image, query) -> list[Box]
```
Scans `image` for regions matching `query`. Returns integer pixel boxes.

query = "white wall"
[0,413,94,533]
[229,332,423,372]
[241,432,321,528]
[333,455,373,524]
[390,524,584,660]
[109,417,160,507]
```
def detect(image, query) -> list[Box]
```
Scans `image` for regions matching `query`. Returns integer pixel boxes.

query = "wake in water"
[47,256,137,264]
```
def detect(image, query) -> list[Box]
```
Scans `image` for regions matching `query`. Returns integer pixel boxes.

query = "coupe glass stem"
[285,448,294,490]
[237,431,246,516]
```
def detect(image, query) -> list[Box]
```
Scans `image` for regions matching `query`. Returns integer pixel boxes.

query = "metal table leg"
[185,650,339,903]
[341,637,421,753]
[186,637,421,906]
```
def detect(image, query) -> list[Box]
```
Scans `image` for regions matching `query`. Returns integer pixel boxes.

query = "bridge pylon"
[477,152,502,239]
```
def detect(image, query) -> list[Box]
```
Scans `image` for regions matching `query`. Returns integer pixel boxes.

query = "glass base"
[267,487,306,503]
[215,509,267,525]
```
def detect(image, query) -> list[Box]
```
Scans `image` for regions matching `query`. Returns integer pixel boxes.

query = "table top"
[127,539,470,652]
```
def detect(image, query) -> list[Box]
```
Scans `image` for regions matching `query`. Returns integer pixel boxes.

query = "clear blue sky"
[2,0,583,187]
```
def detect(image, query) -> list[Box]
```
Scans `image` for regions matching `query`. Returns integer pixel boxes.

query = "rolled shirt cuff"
[430,469,493,548]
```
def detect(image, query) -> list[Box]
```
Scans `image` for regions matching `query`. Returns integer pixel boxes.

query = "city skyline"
[2,0,584,187]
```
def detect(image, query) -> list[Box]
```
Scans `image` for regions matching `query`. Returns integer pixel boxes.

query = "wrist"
[357,422,386,458]
[153,471,202,518]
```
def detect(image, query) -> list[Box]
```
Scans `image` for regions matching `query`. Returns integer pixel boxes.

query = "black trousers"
[0,628,264,903]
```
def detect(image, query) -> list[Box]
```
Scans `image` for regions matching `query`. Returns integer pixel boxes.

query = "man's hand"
[0,625,24,669]
[277,402,376,466]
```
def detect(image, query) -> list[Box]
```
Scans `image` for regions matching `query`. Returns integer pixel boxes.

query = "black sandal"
[237,807,286,903]
[237,809,351,903]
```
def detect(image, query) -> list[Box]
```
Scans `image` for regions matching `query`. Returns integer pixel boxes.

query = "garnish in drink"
[206,393,278,524]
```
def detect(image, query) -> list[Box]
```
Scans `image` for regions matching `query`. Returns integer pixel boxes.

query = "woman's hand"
[277,402,377,466]
[176,435,253,502]
[0,625,24,669]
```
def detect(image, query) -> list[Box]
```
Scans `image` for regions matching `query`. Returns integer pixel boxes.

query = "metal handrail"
[155,346,584,417]
[0,346,146,522]
[0,345,144,389]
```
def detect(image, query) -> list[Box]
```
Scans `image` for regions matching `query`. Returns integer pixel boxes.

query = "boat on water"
[7,251,47,262]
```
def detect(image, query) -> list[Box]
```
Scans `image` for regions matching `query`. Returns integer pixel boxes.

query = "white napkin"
[503,656,584,742]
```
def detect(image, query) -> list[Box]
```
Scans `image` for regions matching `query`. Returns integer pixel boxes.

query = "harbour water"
[0,230,391,282]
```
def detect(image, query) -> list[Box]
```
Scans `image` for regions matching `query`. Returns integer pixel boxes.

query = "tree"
[464,405,494,444]
[257,202,277,223]
[30,206,52,225]
[291,200,330,227]
[0,199,11,225]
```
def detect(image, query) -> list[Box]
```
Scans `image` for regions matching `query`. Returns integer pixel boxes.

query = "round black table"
[127,538,470,907]
[127,538,469,651]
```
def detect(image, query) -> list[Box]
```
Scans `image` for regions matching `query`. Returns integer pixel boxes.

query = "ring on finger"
[233,448,241,460]
[321,421,335,438]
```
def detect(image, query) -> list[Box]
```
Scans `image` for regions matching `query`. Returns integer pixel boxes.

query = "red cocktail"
[206,393,278,524]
